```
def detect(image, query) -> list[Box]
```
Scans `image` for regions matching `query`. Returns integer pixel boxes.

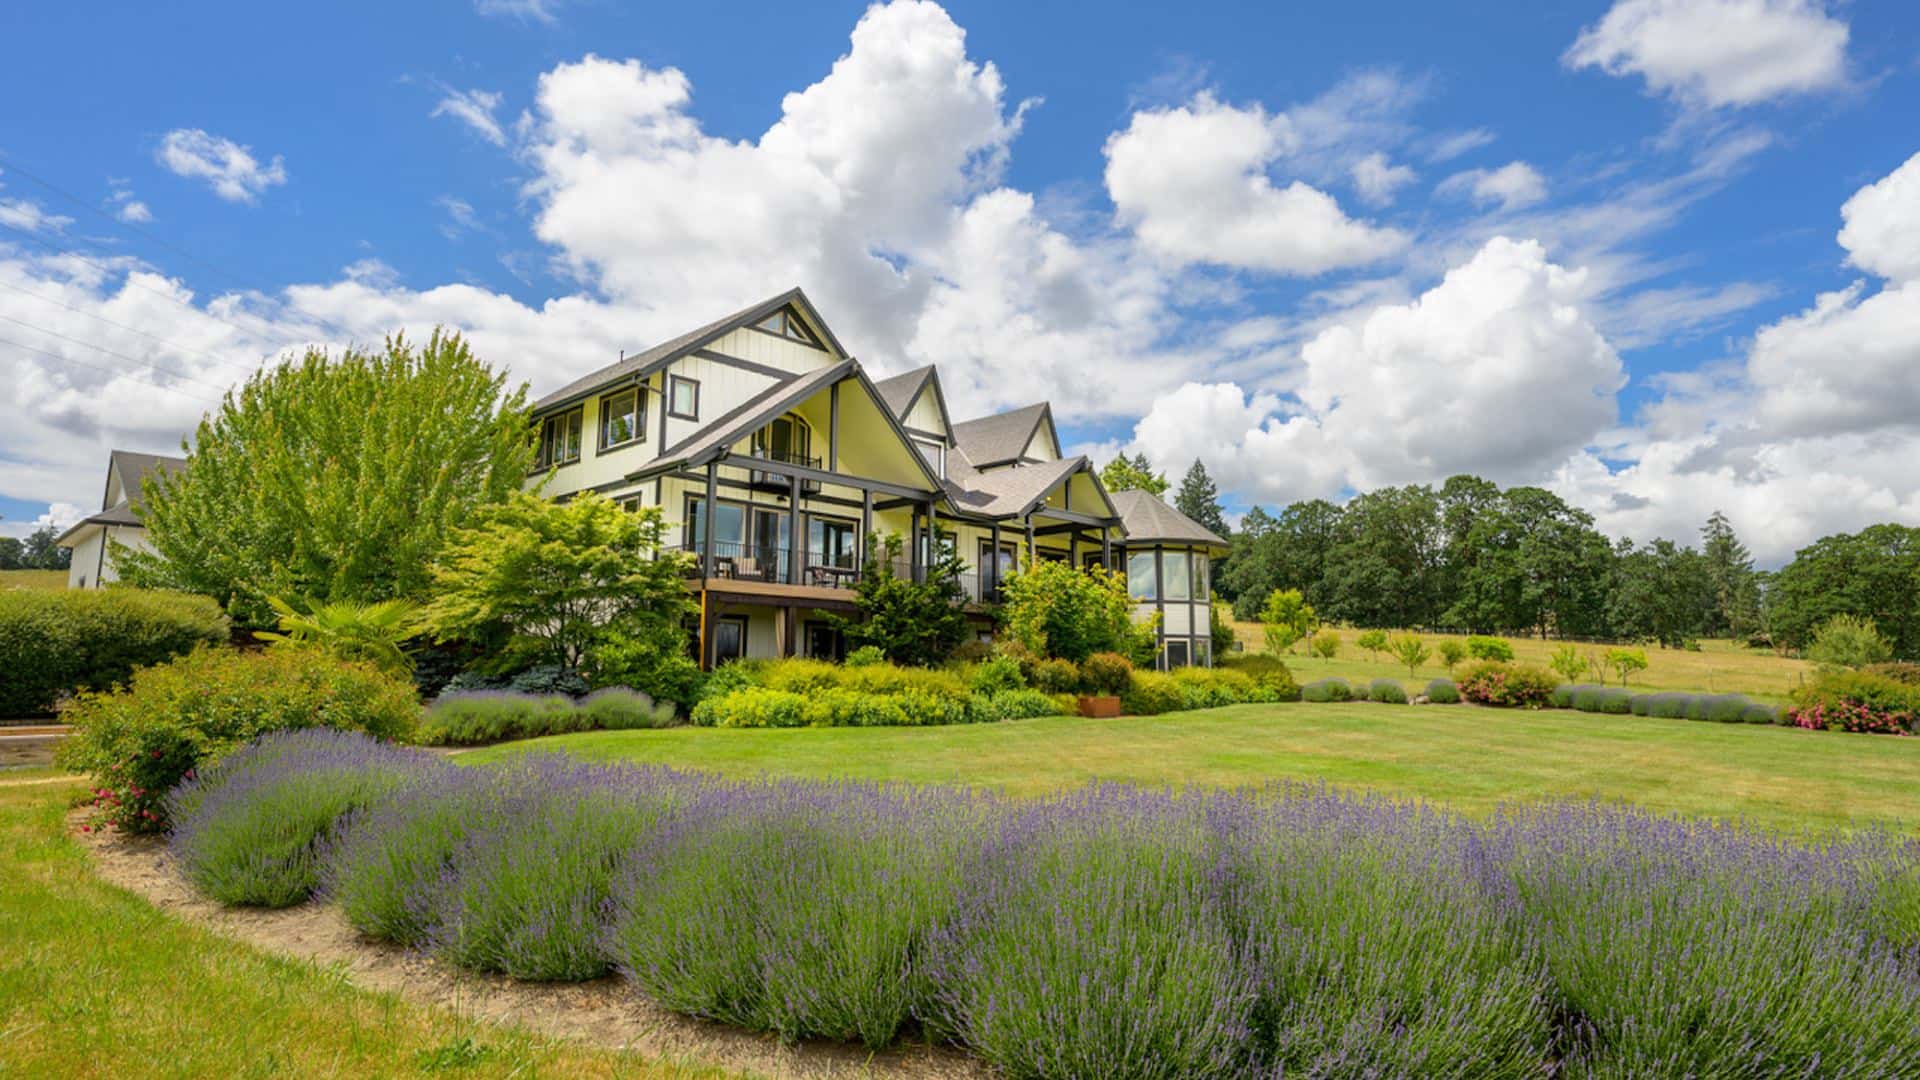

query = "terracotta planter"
[1077,695,1122,718]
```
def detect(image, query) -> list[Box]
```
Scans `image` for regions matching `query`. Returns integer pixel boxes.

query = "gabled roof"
[107,450,186,510]
[950,402,1055,468]
[532,287,845,412]
[872,366,934,419]
[58,449,186,545]
[941,454,1120,523]
[1110,489,1229,549]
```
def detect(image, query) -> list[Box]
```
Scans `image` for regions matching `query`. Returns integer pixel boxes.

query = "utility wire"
[0,332,222,406]
[0,278,260,376]
[0,311,238,396]
[0,152,367,345]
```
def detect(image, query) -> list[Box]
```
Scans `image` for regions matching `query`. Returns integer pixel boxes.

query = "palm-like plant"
[255,596,421,675]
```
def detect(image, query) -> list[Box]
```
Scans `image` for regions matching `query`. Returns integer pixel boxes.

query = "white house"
[56,450,185,589]
[527,287,1228,669]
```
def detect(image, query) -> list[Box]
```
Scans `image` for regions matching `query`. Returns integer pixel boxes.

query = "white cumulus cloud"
[155,129,287,203]
[1103,93,1407,275]
[1438,161,1547,210]
[1564,0,1850,109]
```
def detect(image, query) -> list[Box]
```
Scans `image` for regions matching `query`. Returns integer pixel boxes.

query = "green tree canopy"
[1767,524,1920,659]
[828,532,971,666]
[1174,459,1229,538]
[1001,555,1158,665]
[423,491,696,688]
[1701,510,1760,638]
[1098,453,1169,496]
[120,331,533,627]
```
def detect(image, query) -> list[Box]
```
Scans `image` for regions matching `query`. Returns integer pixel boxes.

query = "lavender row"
[167,731,1920,1077]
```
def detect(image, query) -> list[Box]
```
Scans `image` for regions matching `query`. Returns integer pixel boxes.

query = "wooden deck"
[694,575,858,610]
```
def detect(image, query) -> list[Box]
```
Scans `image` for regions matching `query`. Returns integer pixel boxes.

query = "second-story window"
[669,375,700,420]
[600,387,643,450]
[752,414,813,465]
[537,406,583,468]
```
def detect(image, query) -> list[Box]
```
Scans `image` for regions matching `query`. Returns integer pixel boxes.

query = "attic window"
[754,308,823,348]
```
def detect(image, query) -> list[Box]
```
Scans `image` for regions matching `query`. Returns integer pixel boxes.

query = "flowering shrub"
[1456,662,1557,708]
[1788,670,1920,735]
[58,646,418,832]
[177,736,1920,1077]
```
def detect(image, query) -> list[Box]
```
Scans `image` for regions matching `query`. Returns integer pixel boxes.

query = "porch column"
[861,487,872,570]
[783,605,800,658]
[909,507,922,583]
[1024,513,1035,560]
[1101,525,1112,569]
[702,461,717,577]
[989,520,1001,599]
[924,499,937,579]
[788,473,803,584]
[1068,530,1078,569]
[828,381,839,472]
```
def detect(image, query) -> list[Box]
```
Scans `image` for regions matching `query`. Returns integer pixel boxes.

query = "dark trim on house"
[692,348,800,382]
[668,374,701,421]
[597,385,646,452]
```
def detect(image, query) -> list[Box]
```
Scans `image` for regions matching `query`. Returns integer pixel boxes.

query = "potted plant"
[1078,652,1133,718]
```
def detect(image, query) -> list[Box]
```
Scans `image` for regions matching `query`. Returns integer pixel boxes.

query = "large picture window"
[599,387,643,449]
[1194,552,1211,602]
[1164,551,1192,602]
[537,407,583,467]
[1127,551,1157,601]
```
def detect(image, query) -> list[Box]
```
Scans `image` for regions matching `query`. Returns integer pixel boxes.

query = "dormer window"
[754,307,824,349]
[912,436,945,478]
[537,407,583,468]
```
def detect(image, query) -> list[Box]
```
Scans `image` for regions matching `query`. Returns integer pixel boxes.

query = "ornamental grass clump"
[610,781,992,1048]
[925,787,1260,1079]
[166,729,437,907]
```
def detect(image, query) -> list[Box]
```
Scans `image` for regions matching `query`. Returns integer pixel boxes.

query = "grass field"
[460,703,1920,834]
[0,569,66,591]
[1226,623,1814,701]
[0,776,730,1078]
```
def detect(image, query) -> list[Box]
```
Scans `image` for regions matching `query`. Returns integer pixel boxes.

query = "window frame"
[1164,550,1192,602]
[1127,551,1158,601]
[911,435,946,478]
[598,386,645,451]
[536,406,584,468]
[1194,551,1211,602]
[668,374,701,421]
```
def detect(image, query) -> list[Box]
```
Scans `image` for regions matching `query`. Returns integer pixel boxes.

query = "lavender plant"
[165,729,434,907]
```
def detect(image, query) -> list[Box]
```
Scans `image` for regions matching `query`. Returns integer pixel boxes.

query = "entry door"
[751,509,789,580]
[711,617,747,664]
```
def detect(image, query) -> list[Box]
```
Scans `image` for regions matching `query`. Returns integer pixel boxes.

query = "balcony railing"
[671,540,1004,603]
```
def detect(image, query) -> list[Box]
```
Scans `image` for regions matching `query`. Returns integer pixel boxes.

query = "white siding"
[704,325,838,376]
[659,353,786,455]
[1022,415,1059,461]
[66,524,156,589]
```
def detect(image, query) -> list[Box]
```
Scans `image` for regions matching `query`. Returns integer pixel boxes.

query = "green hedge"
[57,646,418,832]
[0,588,229,716]
[1369,678,1409,704]
[690,684,1068,728]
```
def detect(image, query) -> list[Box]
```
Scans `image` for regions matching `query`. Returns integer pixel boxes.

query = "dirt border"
[74,812,987,1080]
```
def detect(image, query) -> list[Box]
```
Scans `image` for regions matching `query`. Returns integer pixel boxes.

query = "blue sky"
[1,0,1917,562]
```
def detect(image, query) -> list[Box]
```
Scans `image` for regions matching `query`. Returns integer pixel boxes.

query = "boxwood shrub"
[1302,678,1354,704]
[1369,678,1408,704]
[0,587,229,716]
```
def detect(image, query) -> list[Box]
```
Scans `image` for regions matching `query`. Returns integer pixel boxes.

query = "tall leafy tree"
[1767,524,1920,658]
[0,535,21,570]
[1098,453,1169,496]
[20,526,70,570]
[120,331,533,627]
[1321,485,1445,628]
[1606,538,1713,648]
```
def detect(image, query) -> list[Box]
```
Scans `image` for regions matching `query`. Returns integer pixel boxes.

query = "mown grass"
[1228,624,1815,701]
[0,777,736,1079]
[0,569,66,591]
[460,703,1920,833]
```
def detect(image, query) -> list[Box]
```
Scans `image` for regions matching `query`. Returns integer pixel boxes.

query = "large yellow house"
[528,288,1228,669]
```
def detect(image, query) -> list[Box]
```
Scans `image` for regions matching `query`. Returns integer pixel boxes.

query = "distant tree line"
[1103,457,1920,660]
[0,525,72,572]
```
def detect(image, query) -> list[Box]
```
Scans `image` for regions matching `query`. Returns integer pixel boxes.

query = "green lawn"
[461,704,1920,834]
[1225,626,1815,702]
[0,777,733,1079]
[0,569,66,591]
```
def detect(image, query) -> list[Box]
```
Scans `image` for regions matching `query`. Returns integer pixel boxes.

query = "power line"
[0,311,238,396]
[0,152,368,345]
[0,332,223,407]
[0,277,261,376]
